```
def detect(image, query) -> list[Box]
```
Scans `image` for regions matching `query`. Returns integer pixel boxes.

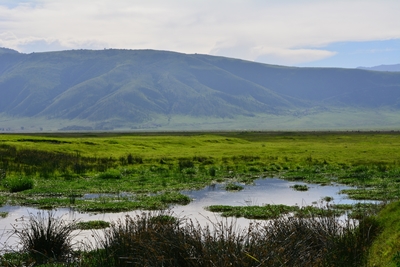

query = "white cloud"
[0,0,399,65]
[255,47,337,66]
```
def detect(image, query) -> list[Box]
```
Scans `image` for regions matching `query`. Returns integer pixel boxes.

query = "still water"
[0,178,363,250]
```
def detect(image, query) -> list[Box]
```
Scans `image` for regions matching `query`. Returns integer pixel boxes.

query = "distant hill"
[0,47,19,55]
[358,64,400,72]
[1,49,400,131]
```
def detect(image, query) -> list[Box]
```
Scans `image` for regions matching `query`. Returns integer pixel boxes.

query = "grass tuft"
[11,211,79,265]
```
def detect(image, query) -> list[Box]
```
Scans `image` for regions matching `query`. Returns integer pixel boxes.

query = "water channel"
[0,177,369,251]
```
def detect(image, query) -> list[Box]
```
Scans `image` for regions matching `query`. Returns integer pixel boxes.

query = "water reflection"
[0,178,364,250]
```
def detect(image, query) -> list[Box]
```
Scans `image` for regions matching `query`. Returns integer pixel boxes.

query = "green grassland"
[1,131,400,200]
[0,131,399,212]
[2,130,400,162]
[1,131,400,266]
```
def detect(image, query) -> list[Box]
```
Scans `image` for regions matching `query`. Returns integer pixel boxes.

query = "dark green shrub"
[182,167,196,175]
[178,159,194,171]
[97,169,122,179]
[127,154,143,164]
[0,168,6,180]
[209,166,217,177]
[3,176,34,192]
[61,171,79,181]
[248,166,260,172]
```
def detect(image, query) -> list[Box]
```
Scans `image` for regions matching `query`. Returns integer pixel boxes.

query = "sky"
[0,0,399,68]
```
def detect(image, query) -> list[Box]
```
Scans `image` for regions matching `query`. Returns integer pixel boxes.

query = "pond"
[0,178,370,251]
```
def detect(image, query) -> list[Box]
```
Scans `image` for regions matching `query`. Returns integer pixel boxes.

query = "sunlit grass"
[368,201,400,266]
[1,131,400,165]
[0,131,399,210]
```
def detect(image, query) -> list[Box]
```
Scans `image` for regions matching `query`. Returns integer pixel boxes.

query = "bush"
[178,159,194,171]
[97,169,122,179]
[127,154,143,164]
[3,176,34,192]
[208,167,217,177]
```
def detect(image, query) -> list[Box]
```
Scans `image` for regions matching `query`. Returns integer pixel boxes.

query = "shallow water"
[0,177,367,251]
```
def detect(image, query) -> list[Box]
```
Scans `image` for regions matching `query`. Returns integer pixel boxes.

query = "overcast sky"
[1,0,399,68]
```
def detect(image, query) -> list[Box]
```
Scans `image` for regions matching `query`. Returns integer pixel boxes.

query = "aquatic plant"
[291,184,309,191]
[225,182,244,191]
[76,220,110,230]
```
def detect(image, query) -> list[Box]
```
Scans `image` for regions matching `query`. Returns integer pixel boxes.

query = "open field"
[0,131,400,210]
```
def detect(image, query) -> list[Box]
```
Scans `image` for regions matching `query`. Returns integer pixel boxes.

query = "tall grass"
[10,211,79,265]
[3,176,34,192]
[3,210,374,267]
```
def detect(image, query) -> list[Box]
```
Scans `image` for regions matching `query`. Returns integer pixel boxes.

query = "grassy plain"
[0,131,400,209]
[2,131,400,164]
[0,131,400,266]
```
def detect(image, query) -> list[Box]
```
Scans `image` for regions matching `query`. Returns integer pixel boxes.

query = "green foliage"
[127,153,143,164]
[3,176,34,192]
[97,169,122,179]
[368,201,400,266]
[178,159,194,171]
[208,166,217,176]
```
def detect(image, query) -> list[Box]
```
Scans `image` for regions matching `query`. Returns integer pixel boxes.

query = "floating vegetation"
[291,184,309,191]
[76,220,110,230]
[206,202,383,220]
[225,182,244,191]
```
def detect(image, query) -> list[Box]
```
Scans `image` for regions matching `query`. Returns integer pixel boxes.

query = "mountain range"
[358,64,400,72]
[1,47,400,131]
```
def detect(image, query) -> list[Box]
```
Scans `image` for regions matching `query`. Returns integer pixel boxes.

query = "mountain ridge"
[357,63,400,72]
[1,48,400,131]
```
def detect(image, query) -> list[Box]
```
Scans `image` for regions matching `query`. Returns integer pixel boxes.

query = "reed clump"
[10,211,79,266]
[11,210,376,267]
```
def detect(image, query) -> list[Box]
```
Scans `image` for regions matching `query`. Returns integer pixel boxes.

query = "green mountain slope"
[0,49,400,131]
